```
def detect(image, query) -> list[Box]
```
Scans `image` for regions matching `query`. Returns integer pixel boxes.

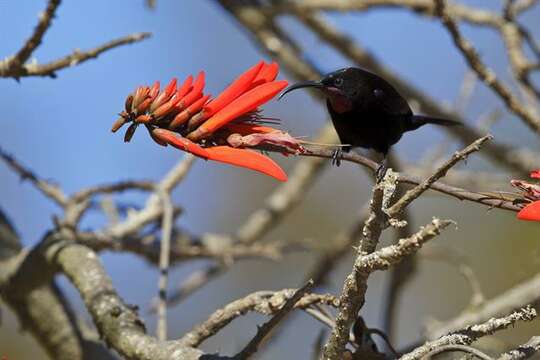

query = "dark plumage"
[280,67,460,179]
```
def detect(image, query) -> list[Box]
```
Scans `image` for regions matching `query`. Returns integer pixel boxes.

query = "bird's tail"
[406,115,461,132]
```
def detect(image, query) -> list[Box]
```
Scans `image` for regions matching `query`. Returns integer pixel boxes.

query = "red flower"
[511,170,540,221]
[112,61,304,181]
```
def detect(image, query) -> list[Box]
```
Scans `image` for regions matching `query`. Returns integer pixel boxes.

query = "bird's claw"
[331,148,342,166]
[375,161,388,183]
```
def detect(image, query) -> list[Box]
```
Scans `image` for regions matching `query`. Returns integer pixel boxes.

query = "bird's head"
[280,68,365,113]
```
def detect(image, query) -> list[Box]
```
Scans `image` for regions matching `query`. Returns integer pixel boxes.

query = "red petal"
[531,170,540,179]
[164,78,178,97]
[250,62,279,88]
[153,97,179,118]
[149,81,160,98]
[194,80,288,138]
[177,75,194,99]
[203,61,264,119]
[187,94,211,114]
[517,201,540,221]
[205,146,287,181]
[151,129,210,159]
[225,123,278,135]
[178,71,205,109]
[147,125,167,146]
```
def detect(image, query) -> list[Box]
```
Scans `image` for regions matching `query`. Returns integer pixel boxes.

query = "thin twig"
[235,280,315,359]
[149,264,223,311]
[156,191,173,341]
[322,180,387,359]
[427,273,540,340]
[421,344,494,360]
[1,32,151,78]
[0,146,68,206]
[1,0,61,76]
[268,0,502,28]
[71,180,155,203]
[297,147,520,211]
[356,218,454,273]
[179,289,338,348]
[387,135,493,217]
[433,0,540,132]
[498,336,540,360]
[401,306,537,360]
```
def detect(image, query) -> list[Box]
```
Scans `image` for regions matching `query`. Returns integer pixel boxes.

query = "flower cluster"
[112,61,304,181]
[511,170,540,221]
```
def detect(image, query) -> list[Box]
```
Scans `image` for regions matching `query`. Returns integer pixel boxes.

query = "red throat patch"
[326,88,352,114]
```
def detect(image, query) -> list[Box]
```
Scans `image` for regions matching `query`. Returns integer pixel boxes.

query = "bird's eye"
[373,89,384,97]
[334,78,343,87]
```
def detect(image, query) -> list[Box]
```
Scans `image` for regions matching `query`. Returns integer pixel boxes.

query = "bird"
[280,67,460,181]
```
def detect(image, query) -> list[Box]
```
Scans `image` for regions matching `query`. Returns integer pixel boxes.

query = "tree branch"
[235,280,314,359]
[0,32,151,79]
[402,306,537,360]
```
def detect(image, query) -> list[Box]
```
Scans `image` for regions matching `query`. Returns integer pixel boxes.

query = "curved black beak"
[279,80,324,100]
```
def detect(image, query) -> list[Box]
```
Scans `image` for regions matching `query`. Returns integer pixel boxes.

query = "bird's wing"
[371,86,413,117]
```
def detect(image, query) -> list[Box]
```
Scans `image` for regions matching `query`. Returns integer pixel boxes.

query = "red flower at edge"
[112,61,304,182]
[511,170,540,221]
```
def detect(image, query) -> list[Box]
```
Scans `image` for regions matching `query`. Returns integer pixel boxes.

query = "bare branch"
[296,147,520,212]
[37,240,207,359]
[428,273,540,340]
[387,135,493,217]
[235,280,314,359]
[322,181,386,359]
[498,336,540,360]
[433,0,540,132]
[323,215,452,359]
[70,180,155,203]
[359,218,453,272]
[0,146,68,206]
[0,209,115,359]
[179,289,339,348]
[152,264,223,310]
[1,0,61,75]
[1,32,151,78]
[268,0,502,28]
[156,191,173,341]
[401,306,537,360]
[421,344,494,360]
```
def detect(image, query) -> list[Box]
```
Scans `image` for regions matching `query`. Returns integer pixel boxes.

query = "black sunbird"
[280,67,460,180]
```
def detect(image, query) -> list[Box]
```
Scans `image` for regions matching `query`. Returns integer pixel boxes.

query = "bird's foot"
[375,161,388,183]
[331,148,343,167]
